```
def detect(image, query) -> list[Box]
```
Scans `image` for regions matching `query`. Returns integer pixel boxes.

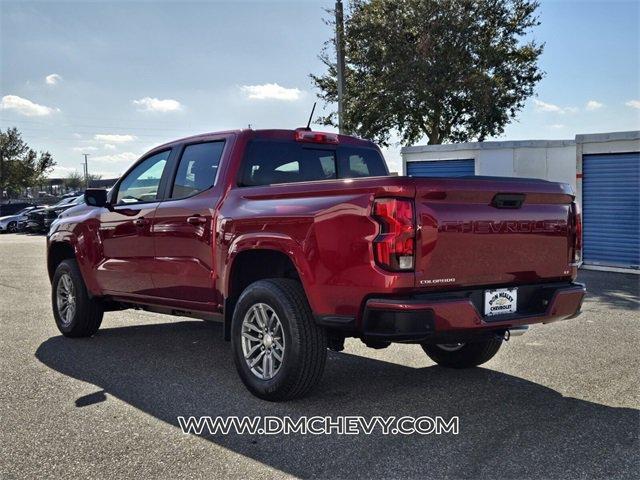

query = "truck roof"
[149,128,377,154]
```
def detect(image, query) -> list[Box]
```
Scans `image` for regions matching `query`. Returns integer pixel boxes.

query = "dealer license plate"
[484,288,518,316]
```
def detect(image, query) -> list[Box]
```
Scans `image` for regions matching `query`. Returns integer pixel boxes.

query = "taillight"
[571,201,582,264]
[372,198,415,271]
[294,129,339,144]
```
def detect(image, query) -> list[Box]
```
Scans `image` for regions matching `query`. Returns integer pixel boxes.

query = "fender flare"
[48,225,102,297]
[222,232,317,340]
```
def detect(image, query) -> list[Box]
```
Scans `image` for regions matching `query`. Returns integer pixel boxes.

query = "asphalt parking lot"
[0,233,638,479]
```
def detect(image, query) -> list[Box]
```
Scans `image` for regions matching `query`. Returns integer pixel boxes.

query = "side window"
[171,141,224,199]
[347,155,370,176]
[338,148,388,178]
[317,153,337,178]
[116,150,170,204]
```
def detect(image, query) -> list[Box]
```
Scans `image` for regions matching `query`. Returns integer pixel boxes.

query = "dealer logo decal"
[488,291,515,312]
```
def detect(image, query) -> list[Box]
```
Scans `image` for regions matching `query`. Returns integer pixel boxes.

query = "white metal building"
[401,131,640,272]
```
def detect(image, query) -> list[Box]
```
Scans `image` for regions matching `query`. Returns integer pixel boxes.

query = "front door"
[150,140,226,308]
[96,149,171,295]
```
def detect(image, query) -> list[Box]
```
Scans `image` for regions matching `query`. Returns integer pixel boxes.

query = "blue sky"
[1,0,639,177]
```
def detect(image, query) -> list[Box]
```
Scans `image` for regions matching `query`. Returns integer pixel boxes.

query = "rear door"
[149,139,226,308]
[96,149,172,295]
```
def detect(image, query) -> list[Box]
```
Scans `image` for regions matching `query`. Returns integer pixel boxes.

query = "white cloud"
[0,95,58,116]
[92,152,139,163]
[240,83,302,101]
[132,97,183,112]
[72,133,82,139]
[45,73,62,85]
[534,99,563,113]
[549,124,565,129]
[533,99,577,114]
[94,134,137,143]
[72,146,98,152]
[103,144,116,150]
[585,100,603,110]
[625,99,640,109]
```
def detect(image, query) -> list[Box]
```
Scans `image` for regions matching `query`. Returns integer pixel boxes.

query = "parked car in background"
[0,202,34,217]
[62,191,82,199]
[27,196,83,233]
[47,128,585,401]
[0,206,39,233]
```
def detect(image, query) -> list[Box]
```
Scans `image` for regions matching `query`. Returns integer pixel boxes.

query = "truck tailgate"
[413,177,575,289]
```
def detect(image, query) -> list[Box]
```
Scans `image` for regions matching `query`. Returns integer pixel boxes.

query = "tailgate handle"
[491,193,525,209]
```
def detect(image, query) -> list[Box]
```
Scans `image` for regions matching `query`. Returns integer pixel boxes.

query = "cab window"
[116,150,170,204]
[170,141,224,199]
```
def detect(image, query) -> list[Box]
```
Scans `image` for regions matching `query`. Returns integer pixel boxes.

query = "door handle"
[187,215,207,225]
[133,217,147,227]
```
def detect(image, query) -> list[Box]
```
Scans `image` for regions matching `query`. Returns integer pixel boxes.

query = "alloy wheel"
[241,303,285,380]
[56,273,76,326]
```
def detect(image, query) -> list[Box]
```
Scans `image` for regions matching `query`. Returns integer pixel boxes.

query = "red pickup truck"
[47,128,585,400]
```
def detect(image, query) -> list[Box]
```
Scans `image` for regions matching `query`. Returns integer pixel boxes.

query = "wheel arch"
[222,238,316,340]
[47,241,77,283]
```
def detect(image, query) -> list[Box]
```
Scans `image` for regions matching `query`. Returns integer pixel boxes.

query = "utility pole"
[0,153,4,199]
[335,0,347,134]
[82,154,90,189]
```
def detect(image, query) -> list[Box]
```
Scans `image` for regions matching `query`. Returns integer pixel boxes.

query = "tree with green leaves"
[0,127,55,197]
[64,171,84,191]
[311,0,544,146]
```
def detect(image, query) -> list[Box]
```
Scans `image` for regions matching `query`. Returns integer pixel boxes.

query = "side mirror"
[84,188,108,208]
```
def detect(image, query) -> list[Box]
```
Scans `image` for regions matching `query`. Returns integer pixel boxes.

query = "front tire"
[52,259,103,337]
[231,279,327,401]
[421,338,502,368]
[7,221,17,233]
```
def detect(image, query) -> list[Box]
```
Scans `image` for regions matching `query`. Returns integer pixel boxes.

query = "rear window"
[239,140,388,186]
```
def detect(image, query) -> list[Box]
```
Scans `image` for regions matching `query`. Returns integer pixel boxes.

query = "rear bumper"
[337,282,585,342]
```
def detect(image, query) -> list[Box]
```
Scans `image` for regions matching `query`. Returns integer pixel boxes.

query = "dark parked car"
[27,196,83,233]
[0,202,33,217]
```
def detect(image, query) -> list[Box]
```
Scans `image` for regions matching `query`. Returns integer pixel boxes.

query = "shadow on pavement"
[36,321,639,479]
[578,270,639,311]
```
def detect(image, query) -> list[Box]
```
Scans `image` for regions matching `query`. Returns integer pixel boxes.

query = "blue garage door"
[407,159,475,177]
[582,152,640,269]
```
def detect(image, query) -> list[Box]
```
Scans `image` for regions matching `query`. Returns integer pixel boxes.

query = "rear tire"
[231,279,327,401]
[421,338,502,368]
[52,259,103,337]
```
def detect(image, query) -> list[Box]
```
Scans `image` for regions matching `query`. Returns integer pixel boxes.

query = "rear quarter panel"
[218,177,417,318]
